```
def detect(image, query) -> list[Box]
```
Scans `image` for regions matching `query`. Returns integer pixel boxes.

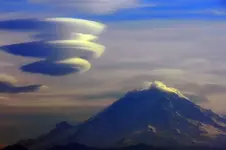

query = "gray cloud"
[207,69,226,77]
[174,82,226,97]
[0,74,45,94]
[200,84,226,95]
[184,94,209,103]
[78,91,125,100]
[0,82,44,94]
[0,61,14,67]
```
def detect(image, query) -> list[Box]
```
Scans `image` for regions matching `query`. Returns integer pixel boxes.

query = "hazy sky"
[0,0,226,145]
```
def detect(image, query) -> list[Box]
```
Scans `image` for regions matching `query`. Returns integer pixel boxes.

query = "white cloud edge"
[28,0,157,14]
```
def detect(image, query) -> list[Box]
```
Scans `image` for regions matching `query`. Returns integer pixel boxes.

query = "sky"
[0,0,226,145]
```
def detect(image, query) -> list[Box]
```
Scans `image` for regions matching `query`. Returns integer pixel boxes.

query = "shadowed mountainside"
[9,81,226,150]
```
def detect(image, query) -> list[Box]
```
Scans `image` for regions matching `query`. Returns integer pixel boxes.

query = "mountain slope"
[19,81,226,149]
[71,81,226,148]
[2,144,28,150]
[19,122,80,150]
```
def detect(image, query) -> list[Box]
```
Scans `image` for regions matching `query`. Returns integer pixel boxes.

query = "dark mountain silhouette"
[47,144,226,150]
[14,81,226,150]
[4,143,226,150]
[2,144,28,150]
[47,143,162,150]
[18,121,79,150]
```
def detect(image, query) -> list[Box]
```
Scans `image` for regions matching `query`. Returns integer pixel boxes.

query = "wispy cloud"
[0,61,14,67]
[0,74,46,94]
[29,0,139,14]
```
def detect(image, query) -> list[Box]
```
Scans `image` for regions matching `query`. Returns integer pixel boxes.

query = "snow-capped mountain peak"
[139,81,188,99]
[18,82,226,150]
[72,81,226,148]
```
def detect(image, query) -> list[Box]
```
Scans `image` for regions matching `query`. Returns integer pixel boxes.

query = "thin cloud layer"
[0,18,106,38]
[0,74,17,84]
[0,74,45,94]
[0,18,106,76]
[29,0,138,14]
[0,82,44,94]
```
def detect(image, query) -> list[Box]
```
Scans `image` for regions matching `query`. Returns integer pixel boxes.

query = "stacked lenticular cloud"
[43,18,106,73]
[1,17,106,76]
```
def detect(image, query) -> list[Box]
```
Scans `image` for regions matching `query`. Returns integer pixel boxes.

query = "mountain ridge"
[4,142,226,150]
[72,81,226,148]
[15,81,226,150]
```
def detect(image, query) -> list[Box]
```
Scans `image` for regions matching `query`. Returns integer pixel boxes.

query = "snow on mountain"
[139,81,188,99]
[72,81,226,148]
[20,81,226,149]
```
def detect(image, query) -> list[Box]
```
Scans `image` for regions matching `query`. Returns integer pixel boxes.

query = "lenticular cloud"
[1,17,106,76]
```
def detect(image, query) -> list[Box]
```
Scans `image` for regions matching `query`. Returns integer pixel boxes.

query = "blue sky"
[0,0,226,21]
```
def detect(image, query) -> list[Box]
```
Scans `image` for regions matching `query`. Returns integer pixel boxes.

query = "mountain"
[46,143,156,150]
[70,81,226,148]
[2,144,28,150]
[4,143,226,150]
[46,143,224,150]
[19,81,226,149]
[19,121,79,150]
